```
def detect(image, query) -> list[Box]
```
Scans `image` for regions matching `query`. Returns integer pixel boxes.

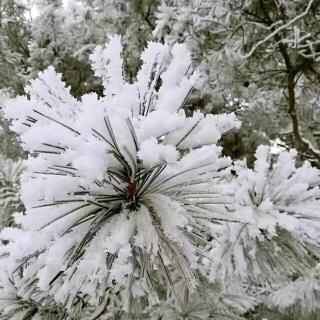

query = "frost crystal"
[1,36,239,313]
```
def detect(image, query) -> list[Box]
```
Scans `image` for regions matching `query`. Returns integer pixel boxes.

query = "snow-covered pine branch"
[210,145,320,298]
[0,36,240,316]
[267,265,320,314]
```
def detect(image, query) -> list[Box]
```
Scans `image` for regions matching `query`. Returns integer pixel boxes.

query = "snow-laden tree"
[0,92,24,160]
[26,0,161,98]
[154,0,320,166]
[0,156,23,229]
[0,0,31,95]
[76,0,160,79]
[28,0,65,71]
[27,0,100,99]
[0,36,243,318]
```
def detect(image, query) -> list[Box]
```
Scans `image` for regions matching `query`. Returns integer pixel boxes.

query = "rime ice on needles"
[267,265,320,313]
[1,36,240,313]
[212,146,320,295]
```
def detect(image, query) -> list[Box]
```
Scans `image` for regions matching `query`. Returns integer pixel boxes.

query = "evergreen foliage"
[0,1,320,319]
